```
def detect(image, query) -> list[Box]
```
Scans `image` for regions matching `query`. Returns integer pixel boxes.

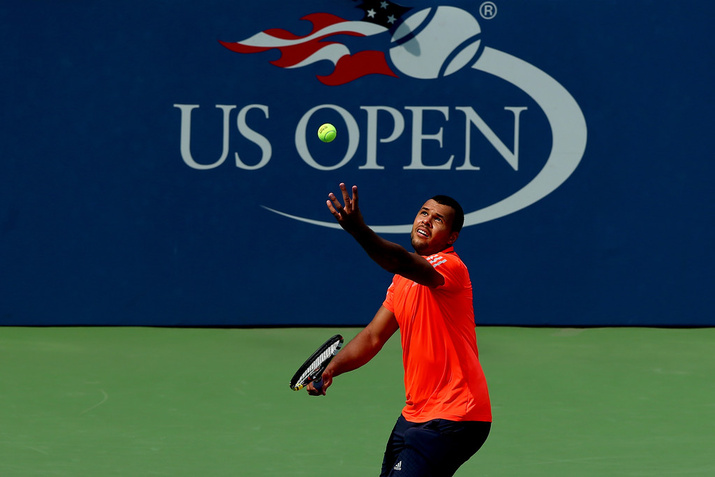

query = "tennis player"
[307,183,491,476]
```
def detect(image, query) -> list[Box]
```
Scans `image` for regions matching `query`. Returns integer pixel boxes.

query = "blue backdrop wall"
[1,0,713,326]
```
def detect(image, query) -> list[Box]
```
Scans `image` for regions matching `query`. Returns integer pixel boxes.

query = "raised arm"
[326,183,444,288]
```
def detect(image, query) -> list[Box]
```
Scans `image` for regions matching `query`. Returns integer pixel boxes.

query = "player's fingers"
[339,183,351,212]
[319,371,334,395]
[328,193,346,217]
[326,199,340,218]
[306,382,320,396]
[351,185,358,210]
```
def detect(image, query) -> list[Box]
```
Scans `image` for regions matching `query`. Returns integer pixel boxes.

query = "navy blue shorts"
[380,415,491,477]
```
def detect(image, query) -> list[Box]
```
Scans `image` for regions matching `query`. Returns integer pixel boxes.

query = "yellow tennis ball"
[318,123,337,143]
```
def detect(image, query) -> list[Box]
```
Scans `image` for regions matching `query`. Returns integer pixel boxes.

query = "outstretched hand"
[326,183,365,234]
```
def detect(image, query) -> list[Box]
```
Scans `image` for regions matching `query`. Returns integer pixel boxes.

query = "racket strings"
[297,342,341,383]
[290,335,343,390]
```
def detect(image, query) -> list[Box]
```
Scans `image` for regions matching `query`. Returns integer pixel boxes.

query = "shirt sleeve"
[382,276,397,312]
[432,253,467,292]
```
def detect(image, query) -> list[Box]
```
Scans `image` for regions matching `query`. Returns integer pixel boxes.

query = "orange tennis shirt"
[382,247,492,423]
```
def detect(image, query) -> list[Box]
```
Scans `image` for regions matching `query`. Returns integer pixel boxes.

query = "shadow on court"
[1,327,713,476]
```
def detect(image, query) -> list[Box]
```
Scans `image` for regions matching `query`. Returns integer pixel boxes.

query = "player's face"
[410,199,459,256]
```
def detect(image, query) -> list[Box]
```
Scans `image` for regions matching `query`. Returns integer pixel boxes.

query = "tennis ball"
[318,123,337,143]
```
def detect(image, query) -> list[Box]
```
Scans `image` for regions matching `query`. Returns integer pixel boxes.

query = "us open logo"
[174,2,587,232]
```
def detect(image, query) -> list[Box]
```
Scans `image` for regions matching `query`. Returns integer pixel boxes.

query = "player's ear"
[448,231,459,245]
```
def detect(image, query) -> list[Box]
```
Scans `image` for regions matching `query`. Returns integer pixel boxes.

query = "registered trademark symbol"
[479,1,498,19]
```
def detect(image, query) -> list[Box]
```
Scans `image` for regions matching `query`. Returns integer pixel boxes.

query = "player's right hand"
[306,371,333,396]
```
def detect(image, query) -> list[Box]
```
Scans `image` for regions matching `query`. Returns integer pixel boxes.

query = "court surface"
[1,326,713,476]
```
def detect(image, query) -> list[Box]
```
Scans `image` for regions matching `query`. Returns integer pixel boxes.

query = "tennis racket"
[289,334,344,391]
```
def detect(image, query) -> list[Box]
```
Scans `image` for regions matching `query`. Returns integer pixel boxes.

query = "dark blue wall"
[1,1,713,326]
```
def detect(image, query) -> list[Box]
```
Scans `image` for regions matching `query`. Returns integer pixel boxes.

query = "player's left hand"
[326,183,365,234]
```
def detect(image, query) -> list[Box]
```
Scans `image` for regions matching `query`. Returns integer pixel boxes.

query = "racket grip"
[313,377,324,392]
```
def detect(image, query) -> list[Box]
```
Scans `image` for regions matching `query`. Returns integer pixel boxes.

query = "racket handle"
[313,377,324,392]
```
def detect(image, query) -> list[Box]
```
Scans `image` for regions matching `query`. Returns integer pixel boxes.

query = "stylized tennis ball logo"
[389,6,482,79]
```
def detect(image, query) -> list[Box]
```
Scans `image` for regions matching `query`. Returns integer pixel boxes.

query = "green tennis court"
[1,327,713,476]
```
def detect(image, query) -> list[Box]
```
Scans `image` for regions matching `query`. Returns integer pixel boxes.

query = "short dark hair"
[430,195,464,233]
